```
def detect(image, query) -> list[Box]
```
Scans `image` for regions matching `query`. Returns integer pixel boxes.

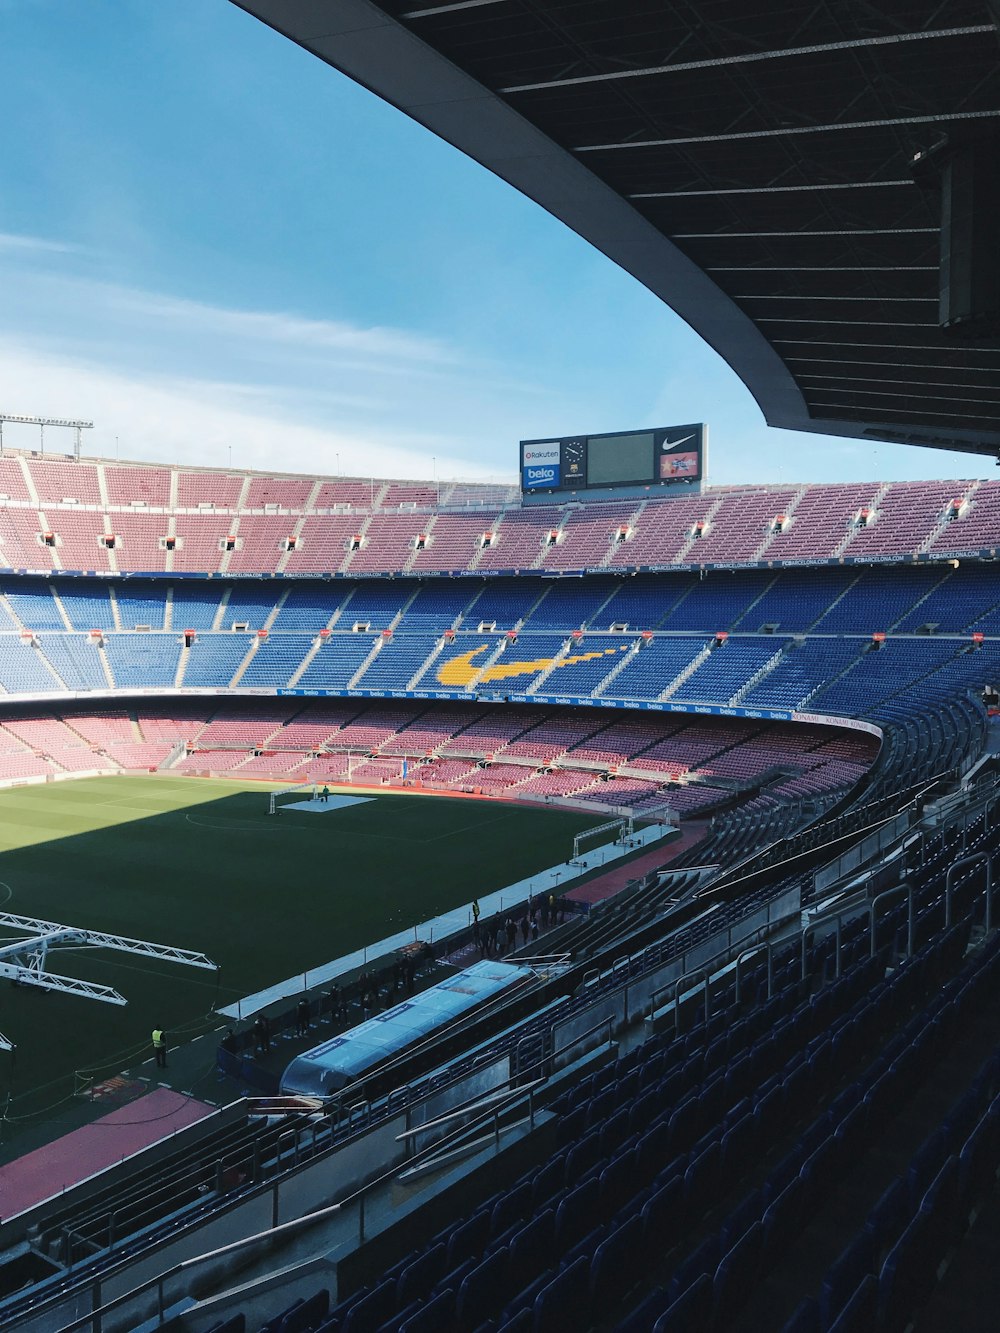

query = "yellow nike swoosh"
[437,644,627,688]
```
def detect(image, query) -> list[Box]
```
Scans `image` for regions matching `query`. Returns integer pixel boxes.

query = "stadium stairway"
[170,884,998,1333]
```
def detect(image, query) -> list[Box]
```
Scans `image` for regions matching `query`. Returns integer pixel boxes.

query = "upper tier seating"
[2,454,999,577]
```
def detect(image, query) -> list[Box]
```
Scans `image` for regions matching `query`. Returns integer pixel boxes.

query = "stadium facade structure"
[0,457,995,1329]
[0,450,997,835]
[235,0,1000,460]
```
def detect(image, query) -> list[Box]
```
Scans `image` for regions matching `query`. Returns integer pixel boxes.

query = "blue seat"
[799,1137,838,1203]
[589,1213,643,1317]
[446,1209,491,1270]
[554,1176,601,1253]
[919,1155,960,1257]
[281,1290,329,1333]
[864,1178,907,1255]
[763,1146,804,1207]
[398,1286,455,1333]
[616,1285,670,1333]
[636,1121,673,1178]
[532,1254,589,1332]
[879,1211,934,1333]
[599,1151,635,1220]
[720,1113,755,1180]
[780,1297,820,1332]
[556,1105,588,1147]
[456,1250,509,1329]
[586,1088,617,1130]
[667,1234,719,1305]
[958,1107,1000,1217]
[907,1127,949,1207]
[712,1221,762,1328]
[762,1177,803,1267]
[651,1273,712,1333]
[819,1233,875,1331]
[827,1275,878,1333]
[509,1208,555,1289]
[720,1186,762,1256]
[641,1175,684,1262]
[495,1309,532,1333]
[565,1129,603,1183]
[667,1095,701,1155]
[397,1243,447,1308]
[683,1142,720,1212]
[342,1279,395,1333]
[491,1182,533,1238]
[559,1223,605,1276]
[531,1157,565,1210]
[600,1107,631,1158]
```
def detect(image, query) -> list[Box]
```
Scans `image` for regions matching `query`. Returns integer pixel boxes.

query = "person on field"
[321,785,330,804]
[152,1025,168,1069]
[254,1014,271,1055]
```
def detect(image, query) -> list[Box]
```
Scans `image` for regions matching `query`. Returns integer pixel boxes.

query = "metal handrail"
[553,1014,615,1062]
[869,881,914,960]
[50,1069,549,1333]
[17,865,808,1330]
[394,1078,545,1141]
[663,966,712,1034]
[801,913,842,983]
[946,852,993,931]
[733,942,777,1005]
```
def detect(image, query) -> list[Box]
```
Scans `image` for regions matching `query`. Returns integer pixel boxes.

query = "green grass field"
[0,775,605,1122]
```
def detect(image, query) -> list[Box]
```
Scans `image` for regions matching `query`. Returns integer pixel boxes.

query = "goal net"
[267,782,318,815]
[571,816,631,863]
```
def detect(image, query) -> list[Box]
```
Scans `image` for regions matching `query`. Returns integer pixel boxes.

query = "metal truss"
[0,911,217,1007]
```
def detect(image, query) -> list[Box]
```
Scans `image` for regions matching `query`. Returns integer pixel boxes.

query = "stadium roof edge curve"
[231,0,1000,459]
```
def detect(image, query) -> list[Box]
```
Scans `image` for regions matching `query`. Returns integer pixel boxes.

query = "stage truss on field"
[0,911,218,1032]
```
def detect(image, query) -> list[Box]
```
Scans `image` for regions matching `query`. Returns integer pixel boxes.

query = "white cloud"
[0,342,511,480]
[0,231,80,255]
[0,242,532,480]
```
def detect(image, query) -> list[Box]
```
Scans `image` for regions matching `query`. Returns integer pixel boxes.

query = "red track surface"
[565,821,709,907]
[0,1086,215,1221]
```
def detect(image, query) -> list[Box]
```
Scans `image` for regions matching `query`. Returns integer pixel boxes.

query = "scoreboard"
[520,424,706,497]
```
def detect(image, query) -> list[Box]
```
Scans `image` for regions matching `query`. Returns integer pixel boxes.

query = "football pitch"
[0,776,608,1124]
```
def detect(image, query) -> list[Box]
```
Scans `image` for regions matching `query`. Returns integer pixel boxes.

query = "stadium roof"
[234,0,1000,459]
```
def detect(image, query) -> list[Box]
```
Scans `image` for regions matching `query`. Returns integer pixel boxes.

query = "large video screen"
[586,432,654,485]
[520,424,706,494]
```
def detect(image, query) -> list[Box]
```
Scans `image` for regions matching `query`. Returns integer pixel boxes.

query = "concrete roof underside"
[233,0,1000,459]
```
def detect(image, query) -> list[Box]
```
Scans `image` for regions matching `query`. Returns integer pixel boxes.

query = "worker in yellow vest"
[152,1026,168,1069]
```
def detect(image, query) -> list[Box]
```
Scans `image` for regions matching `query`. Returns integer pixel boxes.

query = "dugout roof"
[234,0,1000,458]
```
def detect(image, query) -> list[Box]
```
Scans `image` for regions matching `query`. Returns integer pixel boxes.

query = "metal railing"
[43,1068,550,1333]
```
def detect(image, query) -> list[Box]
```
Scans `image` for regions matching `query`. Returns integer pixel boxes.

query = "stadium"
[1,3,1000,1332]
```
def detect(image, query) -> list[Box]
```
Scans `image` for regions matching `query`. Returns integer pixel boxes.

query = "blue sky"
[0,0,988,486]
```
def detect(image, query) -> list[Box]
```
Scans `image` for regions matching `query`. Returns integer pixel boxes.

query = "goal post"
[268,782,318,815]
[571,816,632,862]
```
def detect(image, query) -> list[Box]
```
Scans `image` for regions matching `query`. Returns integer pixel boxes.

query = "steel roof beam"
[578,108,1000,153]
[632,181,913,198]
[501,26,993,94]
[402,0,507,15]
[800,385,1000,407]
[676,228,937,238]
[788,362,1000,380]
[774,340,1000,360]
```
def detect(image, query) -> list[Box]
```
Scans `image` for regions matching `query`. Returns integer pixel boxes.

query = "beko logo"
[523,445,561,465]
[525,466,557,483]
